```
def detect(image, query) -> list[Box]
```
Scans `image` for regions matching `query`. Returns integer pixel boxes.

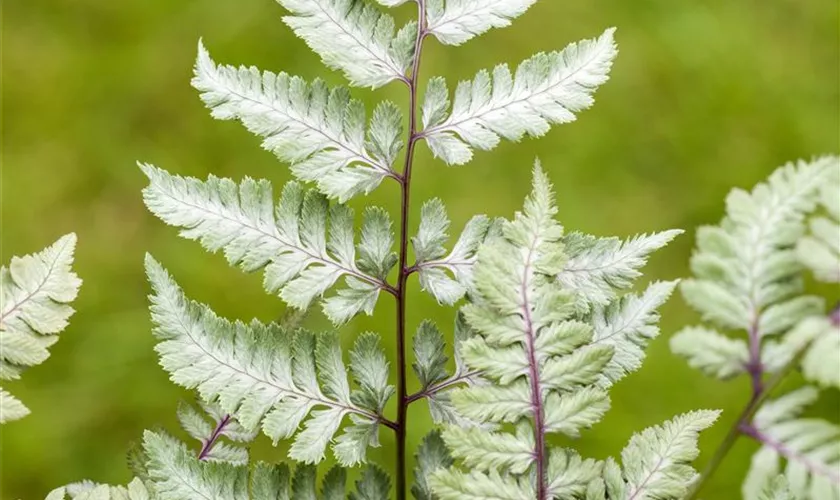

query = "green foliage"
[429,165,712,499]
[422,29,617,165]
[146,256,392,466]
[0,234,81,424]
[141,166,395,325]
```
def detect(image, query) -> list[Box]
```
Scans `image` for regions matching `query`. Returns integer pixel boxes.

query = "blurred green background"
[2,0,838,497]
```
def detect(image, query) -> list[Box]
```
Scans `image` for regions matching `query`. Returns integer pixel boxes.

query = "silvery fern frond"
[425,0,539,46]
[411,198,496,304]
[671,157,838,381]
[276,0,416,88]
[796,161,840,283]
[46,478,152,500]
[758,476,797,500]
[412,430,453,500]
[602,410,720,500]
[421,28,617,165]
[590,280,679,386]
[193,43,402,202]
[141,165,396,325]
[0,234,81,424]
[143,430,389,500]
[430,164,612,499]
[146,257,394,466]
[741,387,840,500]
[558,230,682,308]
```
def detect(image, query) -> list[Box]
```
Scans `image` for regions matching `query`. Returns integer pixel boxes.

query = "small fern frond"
[276,0,416,88]
[193,43,402,202]
[412,198,495,304]
[603,410,720,500]
[742,387,840,500]
[146,257,393,466]
[797,160,840,283]
[421,28,617,165]
[177,400,257,465]
[425,0,538,46]
[141,165,396,324]
[0,234,81,423]
[46,478,152,500]
[673,157,837,380]
[558,230,682,308]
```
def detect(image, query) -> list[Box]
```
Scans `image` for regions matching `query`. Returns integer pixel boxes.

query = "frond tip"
[0,233,81,423]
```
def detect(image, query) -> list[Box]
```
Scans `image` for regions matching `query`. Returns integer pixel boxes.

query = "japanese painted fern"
[672,156,840,500]
[28,0,784,498]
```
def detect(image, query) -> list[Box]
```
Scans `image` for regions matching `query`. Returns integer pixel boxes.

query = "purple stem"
[740,422,840,484]
[521,244,548,499]
[198,414,231,461]
[393,2,428,499]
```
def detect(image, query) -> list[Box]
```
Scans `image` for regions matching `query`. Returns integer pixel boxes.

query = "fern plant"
[671,156,840,500]
[31,1,739,498]
[0,234,81,424]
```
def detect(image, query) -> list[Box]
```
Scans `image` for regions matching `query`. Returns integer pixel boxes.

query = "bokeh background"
[2,0,839,497]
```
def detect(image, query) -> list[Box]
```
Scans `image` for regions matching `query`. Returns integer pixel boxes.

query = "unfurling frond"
[0,234,81,423]
[146,257,392,466]
[742,388,840,500]
[141,165,396,325]
[276,0,415,88]
[673,158,836,379]
[426,0,538,46]
[797,159,840,283]
[431,163,615,499]
[421,29,617,165]
[46,478,152,500]
[558,230,682,308]
[193,43,402,202]
[412,198,495,304]
[603,410,720,500]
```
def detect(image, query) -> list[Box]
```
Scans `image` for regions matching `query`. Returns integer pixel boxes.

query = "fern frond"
[425,0,538,46]
[276,0,415,88]
[603,410,720,500]
[412,430,454,500]
[742,388,840,500]
[193,43,402,202]
[143,430,382,500]
[141,165,395,324]
[558,230,682,308]
[146,257,392,465]
[421,28,617,165]
[412,198,495,304]
[674,157,836,380]
[0,234,81,423]
[757,476,797,500]
[590,280,678,385]
[797,160,840,283]
[46,478,152,500]
[432,163,615,499]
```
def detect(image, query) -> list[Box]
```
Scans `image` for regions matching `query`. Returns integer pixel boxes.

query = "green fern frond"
[276,0,415,88]
[742,388,839,500]
[141,166,396,325]
[421,29,617,165]
[0,234,81,423]
[146,257,392,465]
[193,42,403,201]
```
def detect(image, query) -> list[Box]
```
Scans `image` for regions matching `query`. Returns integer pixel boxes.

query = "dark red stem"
[394,2,428,499]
